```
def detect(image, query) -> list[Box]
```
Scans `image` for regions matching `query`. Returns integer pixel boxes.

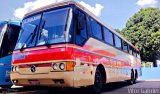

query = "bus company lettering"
[13,53,28,60]
[23,15,41,24]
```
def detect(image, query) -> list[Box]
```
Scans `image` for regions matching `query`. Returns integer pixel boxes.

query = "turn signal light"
[66,62,74,71]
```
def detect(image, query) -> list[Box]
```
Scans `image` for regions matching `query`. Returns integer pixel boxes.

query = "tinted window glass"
[114,35,122,49]
[75,11,88,46]
[0,24,20,58]
[90,18,102,40]
[122,41,128,52]
[15,14,41,50]
[137,51,140,58]
[7,25,20,52]
[103,27,114,45]
[37,8,69,46]
[133,49,137,56]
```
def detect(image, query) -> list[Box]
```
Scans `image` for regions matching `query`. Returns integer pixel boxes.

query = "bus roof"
[7,21,21,26]
[0,20,20,26]
[24,1,139,51]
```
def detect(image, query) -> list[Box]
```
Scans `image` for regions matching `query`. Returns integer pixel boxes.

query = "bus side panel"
[72,38,135,85]
[72,47,95,87]
[0,55,12,86]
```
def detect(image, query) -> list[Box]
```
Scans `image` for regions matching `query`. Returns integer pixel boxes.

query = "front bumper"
[11,71,74,87]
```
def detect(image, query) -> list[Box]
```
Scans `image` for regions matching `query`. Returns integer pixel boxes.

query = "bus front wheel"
[90,68,103,93]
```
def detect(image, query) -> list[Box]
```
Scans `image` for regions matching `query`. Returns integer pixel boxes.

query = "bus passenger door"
[73,9,94,87]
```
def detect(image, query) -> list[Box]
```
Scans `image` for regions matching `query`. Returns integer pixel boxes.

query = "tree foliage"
[121,8,160,62]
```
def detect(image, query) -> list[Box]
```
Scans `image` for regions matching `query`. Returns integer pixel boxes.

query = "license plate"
[29,80,40,85]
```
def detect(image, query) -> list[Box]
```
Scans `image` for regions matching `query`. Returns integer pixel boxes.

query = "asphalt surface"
[1,81,160,94]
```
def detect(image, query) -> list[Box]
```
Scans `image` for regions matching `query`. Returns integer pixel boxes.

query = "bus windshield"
[0,22,5,32]
[0,22,6,43]
[15,8,70,50]
[15,14,41,50]
[0,22,20,57]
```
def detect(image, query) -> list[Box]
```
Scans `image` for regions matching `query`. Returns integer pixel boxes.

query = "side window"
[133,49,137,56]
[90,18,102,40]
[122,41,129,53]
[114,35,122,49]
[103,27,114,45]
[137,51,140,58]
[75,10,88,46]
[129,45,133,54]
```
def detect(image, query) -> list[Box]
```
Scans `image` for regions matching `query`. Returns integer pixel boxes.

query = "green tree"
[121,8,160,66]
[115,29,121,33]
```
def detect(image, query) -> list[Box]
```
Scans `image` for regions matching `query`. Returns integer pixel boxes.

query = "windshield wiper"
[39,21,45,40]
[20,32,33,51]
[39,21,50,47]
[20,25,37,51]
[30,26,38,43]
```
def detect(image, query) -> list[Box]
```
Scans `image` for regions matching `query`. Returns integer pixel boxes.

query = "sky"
[0,0,160,30]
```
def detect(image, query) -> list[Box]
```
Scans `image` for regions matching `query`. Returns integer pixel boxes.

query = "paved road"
[1,81,160,94]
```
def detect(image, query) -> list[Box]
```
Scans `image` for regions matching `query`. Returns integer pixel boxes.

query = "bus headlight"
[51,62,74,71]
[15,66,19,72]
[12,66,15,72]
[52,63,58,70]
[12,66,19,72]
[59,63,65,70]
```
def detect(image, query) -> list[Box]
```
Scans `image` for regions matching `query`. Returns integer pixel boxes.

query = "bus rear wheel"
[127,70,135,85]
[134,70,138,83]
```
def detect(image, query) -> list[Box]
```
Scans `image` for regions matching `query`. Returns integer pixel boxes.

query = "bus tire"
[90,68,103,94]
[134,70,138,84]
[1,85,12,89]
[127,70,135,85]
